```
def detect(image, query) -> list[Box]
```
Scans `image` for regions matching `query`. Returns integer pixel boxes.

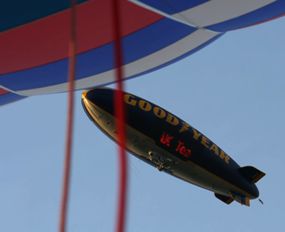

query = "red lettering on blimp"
[160,132,191,159]
[160,132,173,147]
[176,141,191,158]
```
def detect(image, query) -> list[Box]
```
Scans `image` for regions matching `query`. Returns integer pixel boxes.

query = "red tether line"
[59,1,77,232]
[111,1,128,232]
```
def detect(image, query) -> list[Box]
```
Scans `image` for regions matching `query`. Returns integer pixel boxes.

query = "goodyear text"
[124,94,231,164]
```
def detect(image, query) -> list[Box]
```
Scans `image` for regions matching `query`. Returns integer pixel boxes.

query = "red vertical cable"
[59,1,76,232]
[111,1,128,232]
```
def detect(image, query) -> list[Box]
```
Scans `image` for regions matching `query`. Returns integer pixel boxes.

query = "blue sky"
[1,17,285,232]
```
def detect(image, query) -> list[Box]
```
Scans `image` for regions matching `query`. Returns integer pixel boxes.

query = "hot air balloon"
[1,0,284,106]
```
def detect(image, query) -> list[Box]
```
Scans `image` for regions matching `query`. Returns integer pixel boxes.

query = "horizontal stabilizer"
[230,192,250,206]
[239,166,265,183]
[214,193,234,205]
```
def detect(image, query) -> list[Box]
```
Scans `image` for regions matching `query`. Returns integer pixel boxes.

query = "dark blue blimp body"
[82,88,265,206]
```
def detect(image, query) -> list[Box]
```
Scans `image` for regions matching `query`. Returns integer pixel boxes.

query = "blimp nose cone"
[82,88,114,112]
[81,90,99,122]
[81,88,115,122]
[81,90,88,100]
[82,88,106,104]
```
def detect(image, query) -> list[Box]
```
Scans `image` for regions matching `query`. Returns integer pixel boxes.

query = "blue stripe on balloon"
[0,0,86,32]
[0,18,196,90]
[126,33,223,81]
[207,1,285,32]
[135,0,208,14]
[63,33,223,91]
[0,92,26,106]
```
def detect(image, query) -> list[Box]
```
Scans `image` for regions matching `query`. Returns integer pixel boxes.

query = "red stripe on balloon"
[0,0,162,75]
[0,88,8,95]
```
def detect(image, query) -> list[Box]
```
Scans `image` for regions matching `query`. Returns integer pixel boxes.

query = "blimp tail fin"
[214,193,234,205]
[239,166,265,183]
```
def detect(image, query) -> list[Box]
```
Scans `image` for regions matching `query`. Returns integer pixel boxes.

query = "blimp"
[82,88,265,206]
